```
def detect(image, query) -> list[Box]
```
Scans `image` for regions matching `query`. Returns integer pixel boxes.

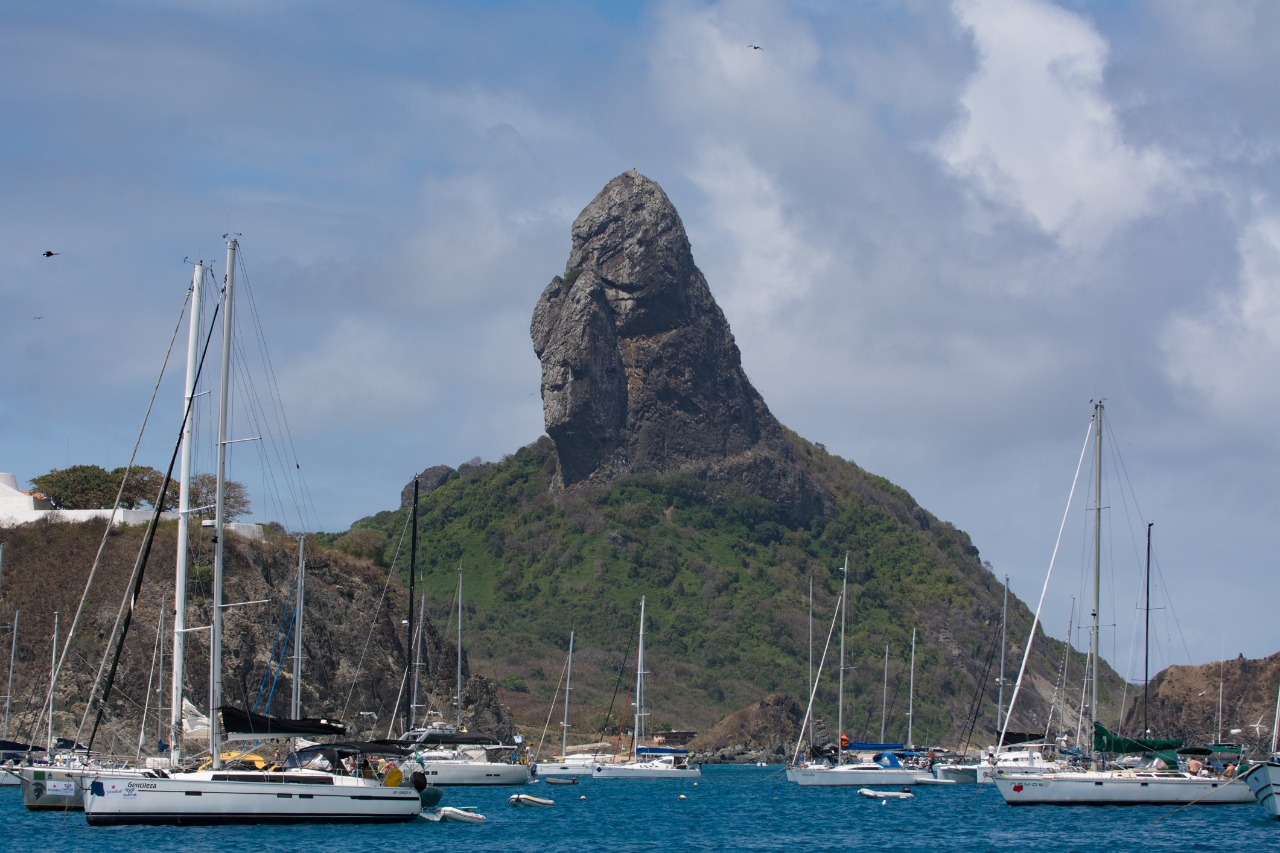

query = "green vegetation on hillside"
[348,436,1118,746]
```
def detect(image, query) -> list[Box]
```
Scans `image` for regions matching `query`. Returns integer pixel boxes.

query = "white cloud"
[688,143,832,320]
[1163,210,1280,422]
[940,0,1178,250]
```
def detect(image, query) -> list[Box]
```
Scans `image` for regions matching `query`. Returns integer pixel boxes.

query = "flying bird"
[748,44,763,50]
[43,250,60,257]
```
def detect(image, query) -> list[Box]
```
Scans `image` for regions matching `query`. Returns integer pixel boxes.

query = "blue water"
[3,766,1276,852]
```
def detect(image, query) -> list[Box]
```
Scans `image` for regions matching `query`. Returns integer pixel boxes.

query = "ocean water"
[3,765,1276,852]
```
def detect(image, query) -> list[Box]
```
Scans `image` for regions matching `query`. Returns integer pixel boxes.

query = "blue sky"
[3,0,1278,677]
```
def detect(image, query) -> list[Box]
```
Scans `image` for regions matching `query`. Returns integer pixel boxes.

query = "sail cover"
[1092,722,1182,754]
[219,705,347,741]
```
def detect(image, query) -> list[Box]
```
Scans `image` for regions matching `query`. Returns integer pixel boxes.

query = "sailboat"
[533,630,600,778]
[83,239,426,825]
[392,569,530,786]
[592,598,699,779]
[993,402,1252,806]
[785,555,924,788]
[1238,680,1280,819]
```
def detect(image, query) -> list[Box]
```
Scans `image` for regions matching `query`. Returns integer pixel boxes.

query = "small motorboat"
[858,787,914,799]
[509,794,555,807]
[545,776,578,785]
[426,806,487,823]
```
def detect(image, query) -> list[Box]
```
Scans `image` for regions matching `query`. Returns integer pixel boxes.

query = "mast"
[170,260,202,766]
[292,537,305,720]
[1143,522,1152,735]
[405,480,418,733]
[1270,680,1279,756]
[210,237,237,770]
[49,611,57,751]
[634,597,647,759]
[562,630,574,757]
[3,610,15,740]
[1090,401,1102,769]
[455,568,463,729]
[998,575,1008,735]
[880,645,889,743]
[807,575,814,751]
[837,553,848,766]
[907,628,916,748]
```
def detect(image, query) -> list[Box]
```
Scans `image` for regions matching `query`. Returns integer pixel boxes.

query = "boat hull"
[82,769,423,826]
[592,762,701,779]
[19,766,102,810]
[786,765,924,787]
[931,764,978,784]
[536,758,602,777]
[413,761,531,785]
[1241,761,1280,819]
[993,771,1254,805]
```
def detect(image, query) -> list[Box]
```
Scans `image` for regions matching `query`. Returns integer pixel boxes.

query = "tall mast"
[907,628,916,748]
[634,597,647,759]
[837,552,847,766]
[1090,401,1102,769]
[1143,522,1152,736]
[406,480,418,733]
[998,575,1008,734]
[807,575,814,750]
[291,537,305,720]
[455,568,463,729]
[210,237,237,770]
[562,630,574,757]
[3,611,15,740]
[880,645,889,743]
[170,260,202,766]
[49,612,57,751]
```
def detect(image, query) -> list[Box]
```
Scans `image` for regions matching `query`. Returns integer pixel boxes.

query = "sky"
[3,0,1278,676]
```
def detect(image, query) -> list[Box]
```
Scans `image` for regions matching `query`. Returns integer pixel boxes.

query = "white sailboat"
[785,555,925,788]
[83,239,425,825]
[19,262,210,812]
[592,598,699,779]
[1238,681,1280,819]
[394,569,530,786]
[534,630,603,778]
[993,402,1252,807]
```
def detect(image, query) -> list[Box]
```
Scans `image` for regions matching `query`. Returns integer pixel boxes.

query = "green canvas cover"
[1092,722,1182,755]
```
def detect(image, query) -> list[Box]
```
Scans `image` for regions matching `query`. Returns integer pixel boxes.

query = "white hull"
[19,765,151,810]
[993,770,1254,806]
[786,764,924,787]
[592,760,701,779]
[931,764,978,784]
[82,768,423,825]
[413,760,530,786]
[536,761,597,777]
[1241,761,1280,819]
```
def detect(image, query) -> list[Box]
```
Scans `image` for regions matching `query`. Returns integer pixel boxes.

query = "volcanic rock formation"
[531,170,827,521]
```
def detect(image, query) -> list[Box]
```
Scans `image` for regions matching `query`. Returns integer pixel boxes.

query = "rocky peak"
[531,170,826,521]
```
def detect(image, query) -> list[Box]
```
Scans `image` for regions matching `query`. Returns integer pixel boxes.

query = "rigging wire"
[40,285,194,748]
[342,507,413,725]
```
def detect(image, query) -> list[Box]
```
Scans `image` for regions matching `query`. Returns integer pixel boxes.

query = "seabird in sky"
[42,250,59,257]
[748,44,763,50]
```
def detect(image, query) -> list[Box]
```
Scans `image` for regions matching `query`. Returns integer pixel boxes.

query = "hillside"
[0,519,516,757]
[352,433,1120,752]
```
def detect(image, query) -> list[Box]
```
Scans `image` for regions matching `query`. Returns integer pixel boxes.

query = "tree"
[112,466,174,510]
[31,465,122,509]
[29,465,249,519]
[188,473,251,522]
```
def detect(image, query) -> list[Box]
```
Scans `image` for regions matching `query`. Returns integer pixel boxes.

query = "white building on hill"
[0,471,172,528]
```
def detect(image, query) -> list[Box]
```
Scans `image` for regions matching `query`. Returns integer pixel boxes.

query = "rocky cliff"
[530,170,827,523]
